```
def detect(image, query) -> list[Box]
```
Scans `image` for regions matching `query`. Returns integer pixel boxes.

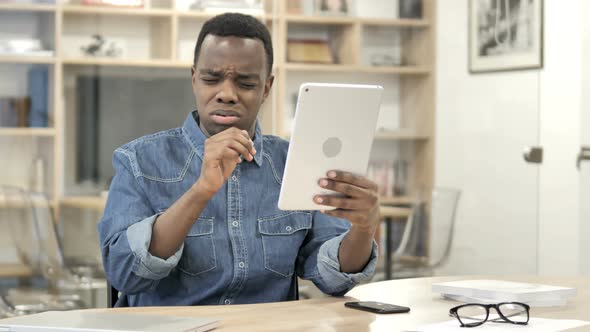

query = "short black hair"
[193,13,273,75]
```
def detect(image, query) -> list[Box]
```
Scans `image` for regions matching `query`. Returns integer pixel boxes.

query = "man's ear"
[191,66,197,86]
[262,74,275,102]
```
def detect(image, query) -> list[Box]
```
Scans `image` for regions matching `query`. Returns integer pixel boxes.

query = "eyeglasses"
[449,302,530,328]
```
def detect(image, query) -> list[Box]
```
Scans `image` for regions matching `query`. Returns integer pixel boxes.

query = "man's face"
[192,35,274,137]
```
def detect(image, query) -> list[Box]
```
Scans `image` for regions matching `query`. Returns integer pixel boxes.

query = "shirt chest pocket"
[177,217,217,276]
[258,212,312,278]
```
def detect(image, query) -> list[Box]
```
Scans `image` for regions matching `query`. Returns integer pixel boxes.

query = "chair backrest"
[428,188,461,268]
[25,191,73,282]
[394,187,461,268]
[107,282,124,308]
[0,185,42,273]
[0,295,16,318]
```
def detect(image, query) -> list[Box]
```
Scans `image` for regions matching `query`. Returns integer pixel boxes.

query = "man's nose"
[216,80,238,104]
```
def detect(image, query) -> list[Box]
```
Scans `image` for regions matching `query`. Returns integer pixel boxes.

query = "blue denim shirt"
[98,112,377,306]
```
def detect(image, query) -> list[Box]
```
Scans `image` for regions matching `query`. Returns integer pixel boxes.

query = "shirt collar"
[182,111,264,167]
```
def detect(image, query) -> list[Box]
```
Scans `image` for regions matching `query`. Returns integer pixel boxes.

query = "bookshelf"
[0,0,435,261]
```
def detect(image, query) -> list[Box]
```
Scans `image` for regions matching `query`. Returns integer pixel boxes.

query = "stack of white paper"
[406,317,590,332]
[432,280,576,307]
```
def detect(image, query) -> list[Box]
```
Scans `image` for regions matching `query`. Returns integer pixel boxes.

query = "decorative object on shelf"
[398,0,422,18]
[80,35,123,58]
[469,0,543,73]
[82,0,144,7]
[29,156,46,194]
[314,0,351,16]
[0,39,54,57]
[287,39,334,64]
[370,53,402,67]
[0,97,31,128]
[194,0,264,16]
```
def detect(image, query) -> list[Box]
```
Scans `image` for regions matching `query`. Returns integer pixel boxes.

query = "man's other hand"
[314,170,380,234]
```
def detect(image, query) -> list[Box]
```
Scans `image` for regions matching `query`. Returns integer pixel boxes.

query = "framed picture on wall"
[469,0,543,73]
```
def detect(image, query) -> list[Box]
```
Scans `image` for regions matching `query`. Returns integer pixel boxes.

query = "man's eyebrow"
[198,69,260,80]
[199,69,222,76]
[236,73,260,80]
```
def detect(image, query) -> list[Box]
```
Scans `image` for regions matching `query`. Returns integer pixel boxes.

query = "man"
[98,13,380,307]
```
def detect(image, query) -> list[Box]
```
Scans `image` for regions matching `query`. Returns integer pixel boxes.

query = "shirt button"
[232,175,238,181]
[232,221,239,227]
[238,262,245,268]
[286,226,293,232]
[224,299,231,305]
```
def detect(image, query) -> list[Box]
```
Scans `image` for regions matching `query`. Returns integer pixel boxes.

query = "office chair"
[391,187,461,278]
[106,273,300,308]
[0,185,87,313]
[26,191,106,303]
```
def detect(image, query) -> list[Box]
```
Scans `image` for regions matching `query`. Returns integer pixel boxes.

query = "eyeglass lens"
[497,303,529,324]
[456,305,488,327]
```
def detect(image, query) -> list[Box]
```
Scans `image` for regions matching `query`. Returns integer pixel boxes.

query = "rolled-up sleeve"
[126,213,184,280]
[98,149,182,295]
[316,231,378,294]
[296,211,378,296]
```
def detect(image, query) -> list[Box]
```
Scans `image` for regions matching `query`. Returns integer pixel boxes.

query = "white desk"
[91,276,590,331]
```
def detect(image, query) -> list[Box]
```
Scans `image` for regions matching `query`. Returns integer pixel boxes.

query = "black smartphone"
[344,301,411,314]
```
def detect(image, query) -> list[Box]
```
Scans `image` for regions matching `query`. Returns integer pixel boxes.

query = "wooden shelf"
[0,55,55,64]
[374,131,430,141]
[177,10,266,21]
[0,263,33,278]
[284,63,430,75]
[62,5,173,17]
[396,255,428,265]
[60,196,106,211]
[63,57,190,68]
[0,3,55,12]
[0,128,55,137]
[380,196,414,205]
[286,14,356,25]
[285,15,429,28]
[360,17,429,28]
[379,206,412,219]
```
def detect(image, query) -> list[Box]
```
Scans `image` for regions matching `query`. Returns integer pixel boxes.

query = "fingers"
[206,128,256,161]
[314,195,367,210]
[325,170,378,191]
[317,178,367,198]
[321,209,365,222]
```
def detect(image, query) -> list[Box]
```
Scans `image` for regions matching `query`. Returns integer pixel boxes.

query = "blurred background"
[0,0,588,313]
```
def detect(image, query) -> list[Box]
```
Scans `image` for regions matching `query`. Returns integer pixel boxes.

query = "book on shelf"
[27,65,49,127]
[0,97,30,127]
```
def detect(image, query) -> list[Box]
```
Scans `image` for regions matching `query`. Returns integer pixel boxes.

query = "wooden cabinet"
[0,0,435,263]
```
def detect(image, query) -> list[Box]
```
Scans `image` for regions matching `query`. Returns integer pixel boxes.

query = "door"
[580,0,590,275]
[538,0,589,275]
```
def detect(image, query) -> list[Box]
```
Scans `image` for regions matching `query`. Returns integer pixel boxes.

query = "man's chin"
[201,121,249,137]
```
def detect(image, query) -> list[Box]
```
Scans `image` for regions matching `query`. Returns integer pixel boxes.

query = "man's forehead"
[198,35,266,73]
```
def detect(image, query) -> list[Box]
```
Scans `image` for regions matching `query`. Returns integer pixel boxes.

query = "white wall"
[436,0,585,276]
[435,0,541,275]
[537,0,582,275]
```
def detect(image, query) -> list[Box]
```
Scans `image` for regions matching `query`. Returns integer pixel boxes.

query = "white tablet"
[278,83,383,211]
